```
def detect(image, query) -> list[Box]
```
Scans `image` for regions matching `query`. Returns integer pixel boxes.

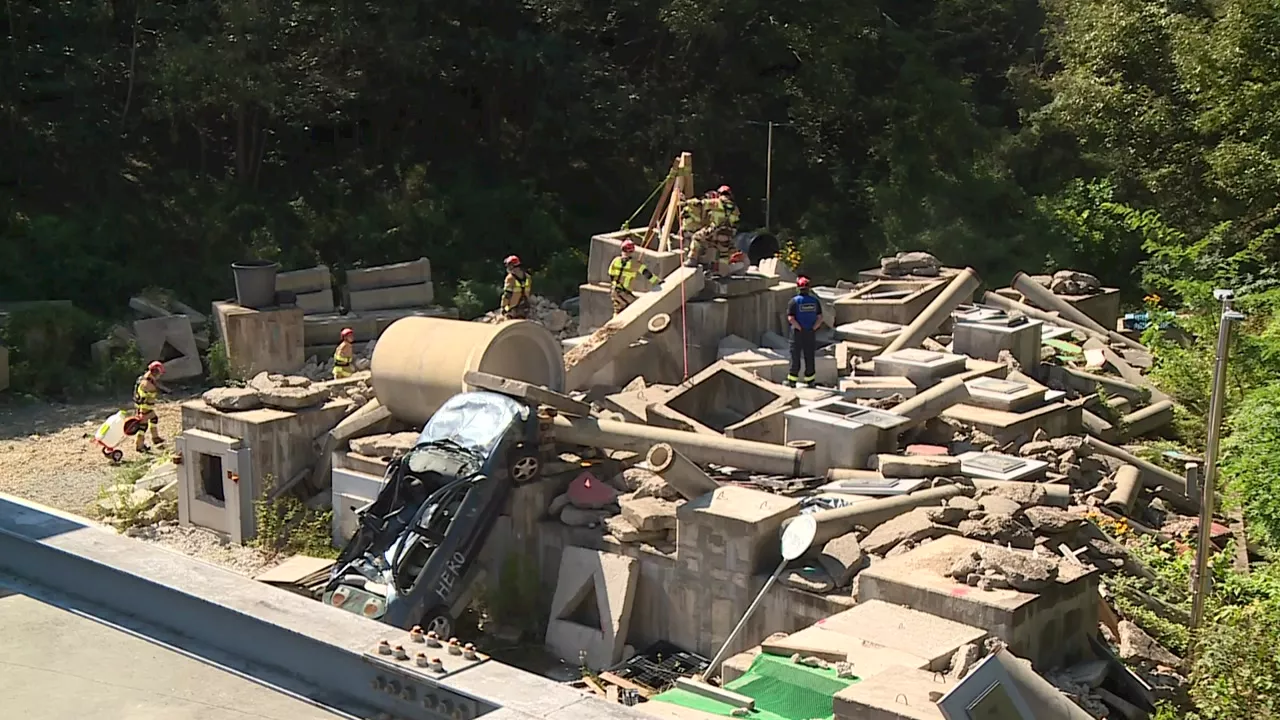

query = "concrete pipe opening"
[371,317,566,426]
[647,443,675,472]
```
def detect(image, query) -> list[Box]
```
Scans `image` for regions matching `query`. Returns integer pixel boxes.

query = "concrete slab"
[295,289,336,314]
[276,265,333,294]
[941,401,1080,445]
[648,360,798,435]
[133,315,203,379]
[0,594,344,719]
[814,599,988,670]
[834,319,904,347]
[817,477,927,497]
[856,535,1099,669]
[833,666,954,720]
[873,349,966,389]
[600,383,676,423]
[347,282,435,312]
[465,370,593,417]
[762,626,933,674]
[838,375,918,400]
[346,258,432,291]
[545,547,640,670]
[956,451,1050,482]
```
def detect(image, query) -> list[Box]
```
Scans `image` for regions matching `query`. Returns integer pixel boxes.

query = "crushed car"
[322,391,541,637]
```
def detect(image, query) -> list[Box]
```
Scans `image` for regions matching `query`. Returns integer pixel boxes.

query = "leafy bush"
[451,279,501,321]
[1191,600,1280,720]
[252,491,338,559]
[1220,383,1280,549]
[0,303,143,399]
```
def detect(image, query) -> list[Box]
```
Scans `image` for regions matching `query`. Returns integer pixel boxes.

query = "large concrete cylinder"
[372,317,566,425]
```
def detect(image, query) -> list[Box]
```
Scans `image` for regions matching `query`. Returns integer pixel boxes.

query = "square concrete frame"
[647,360,798,436]
[832,277,955,326]
[964,376,1048,413]
[544,546,639,670]
[942,399,1079,445]
[873,348,967,389]
[133,315,203,379]
[834,319,905,347]
[953,318,1044,370]
[956,451,1049,482]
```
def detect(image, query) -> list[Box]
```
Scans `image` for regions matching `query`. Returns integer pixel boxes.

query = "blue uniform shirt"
[788,292,822,331]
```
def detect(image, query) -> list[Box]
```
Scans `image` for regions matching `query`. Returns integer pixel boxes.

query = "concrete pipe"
[983,292,1101,342]
[1105,464,1142,516]
[646,443,720,500]
[881,267,982,355]
[1081,409,1118,442]
[1084,437,1203,512]
[371,317,566,426]
[970,480,1071,507]
[1010,273,1146,352]
[890,376,972,430]
[1049,366,1147,404]
[553,414,811,477]
[1120,400,1175,440]
[811,484,969,545]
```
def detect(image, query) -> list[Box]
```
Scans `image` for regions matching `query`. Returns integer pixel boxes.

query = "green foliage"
[0,304,142,400]
[1191,600,1280,720]
[1221,383,1280,549]
[451,280,501,321]
[252,490,339,559]
[205,340,234,386]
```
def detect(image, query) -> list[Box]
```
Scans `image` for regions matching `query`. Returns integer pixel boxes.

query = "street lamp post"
[1189,289,1246,635]
[745,120,792,229]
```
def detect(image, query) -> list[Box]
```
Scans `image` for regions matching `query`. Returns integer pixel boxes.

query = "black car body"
[322,391,541,635]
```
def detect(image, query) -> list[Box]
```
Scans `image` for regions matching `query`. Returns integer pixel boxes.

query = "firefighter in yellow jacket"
[333,327,355,379]
[501,255,532,319]
[133,361,167,453]
[683,186,740,275]
[608,240,661,315]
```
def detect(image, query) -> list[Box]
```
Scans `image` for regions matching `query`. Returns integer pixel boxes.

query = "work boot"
[151,431,165,446]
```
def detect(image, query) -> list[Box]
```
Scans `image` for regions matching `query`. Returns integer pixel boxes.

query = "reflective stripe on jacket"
[503,272,532,307]
[333,345,353,367]
[134,375,158,406]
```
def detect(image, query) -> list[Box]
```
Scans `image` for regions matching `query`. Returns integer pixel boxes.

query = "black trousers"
[788,328,817,382]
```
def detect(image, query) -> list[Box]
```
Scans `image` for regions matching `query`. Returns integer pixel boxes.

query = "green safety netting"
[652,653,859,720]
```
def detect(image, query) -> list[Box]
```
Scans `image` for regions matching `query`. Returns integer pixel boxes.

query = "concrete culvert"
[734,230,779,264]
[371,317,566,425]
[647,313,671,334]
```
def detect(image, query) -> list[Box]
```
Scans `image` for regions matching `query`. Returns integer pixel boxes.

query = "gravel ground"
[0,393,278,576]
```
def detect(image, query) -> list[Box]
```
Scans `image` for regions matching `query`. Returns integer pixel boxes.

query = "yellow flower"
[1144,294,1161,305]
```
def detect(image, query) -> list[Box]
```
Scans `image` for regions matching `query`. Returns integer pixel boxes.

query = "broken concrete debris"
[153,245,1211,718]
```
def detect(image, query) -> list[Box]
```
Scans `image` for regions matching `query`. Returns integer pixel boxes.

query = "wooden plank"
[599,671,655,698]
[463,370,592,417]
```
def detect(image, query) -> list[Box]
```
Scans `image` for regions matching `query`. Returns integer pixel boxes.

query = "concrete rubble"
[166,246,1232,720]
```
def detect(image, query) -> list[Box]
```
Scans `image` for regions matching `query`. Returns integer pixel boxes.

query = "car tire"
[421,608,453,640]
[509,449,540,484]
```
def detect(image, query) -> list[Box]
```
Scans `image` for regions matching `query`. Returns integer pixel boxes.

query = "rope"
[678,220,690,381]
[620,169,675,231]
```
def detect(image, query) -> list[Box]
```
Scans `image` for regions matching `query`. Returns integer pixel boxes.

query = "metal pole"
[703,556,787,681]
[765,121,774,229]
[1189,292,1244,633]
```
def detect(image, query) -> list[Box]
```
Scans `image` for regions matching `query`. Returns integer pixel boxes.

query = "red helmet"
[796,276,811,288]
[340,327,354,340]
[148,361,165,375]
[620,240,636,253]
[718,185,733,197]
[504,255,520,267]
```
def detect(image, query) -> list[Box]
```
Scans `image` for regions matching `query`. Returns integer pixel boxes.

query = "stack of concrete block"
[344,258,434,312]
[275,265,336,314]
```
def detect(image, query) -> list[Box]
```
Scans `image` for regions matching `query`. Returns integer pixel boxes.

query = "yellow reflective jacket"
[608,256,656,292]
[333,343,353,367]
[680,198,709,232]
[503,271,532,309]
[133,375,158,407]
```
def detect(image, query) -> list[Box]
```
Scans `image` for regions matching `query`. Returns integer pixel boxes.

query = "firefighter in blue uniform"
[786,276,824,387]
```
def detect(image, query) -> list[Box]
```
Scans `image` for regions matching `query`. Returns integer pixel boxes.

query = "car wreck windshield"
[416,392,526,459]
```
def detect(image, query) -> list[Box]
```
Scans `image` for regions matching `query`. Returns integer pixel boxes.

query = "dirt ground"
[0,391,278,576]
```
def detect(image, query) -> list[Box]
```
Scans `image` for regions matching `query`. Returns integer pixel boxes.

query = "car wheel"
[421,609,453,640]
[510,451,540,484]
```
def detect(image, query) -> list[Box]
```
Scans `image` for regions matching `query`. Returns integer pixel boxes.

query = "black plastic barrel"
[231,260,280,309]
[734,230,780,265]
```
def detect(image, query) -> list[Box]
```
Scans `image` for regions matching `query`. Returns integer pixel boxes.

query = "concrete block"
[953,319,1043,370]
[578,283,613,333]
[600,383,676,423]
[1063,287,1121,330]
[648,360,798,435]
[587,231,683,285]
[346,258,432,291]
[834,319,904,347]
[294,289,335,314]
[873,349,966,389]
[275,265,332,294]
[544,546,639,670]
[347,282,434,312]
[676,486,800,575]
[964,376,1048,413]
[133,315,203,379]
[815,599,988,671]
[213,302,305,378]
[833,666,955,720]
[833,278,958,327]
[941,399,1079,445]
[857,535,1100,670]
[956,451,1050,482]
[783,398,911,473]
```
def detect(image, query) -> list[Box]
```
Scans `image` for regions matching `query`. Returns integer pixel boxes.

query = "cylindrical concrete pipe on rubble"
[646,443,720,500]
[1105,464,1143,515]
[553,415,813,477]
[881,267,982,355]
[983,292,1102,343]
[1010,273,1146,351]
[371,317,567,425]
[825,468,888,482]
[1084,437,1204,512]
[810,484,969,545]
[1120,400,1175,440]
[889,376,972,430]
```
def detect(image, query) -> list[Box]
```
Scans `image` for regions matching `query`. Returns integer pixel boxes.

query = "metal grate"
[608,642,709,692]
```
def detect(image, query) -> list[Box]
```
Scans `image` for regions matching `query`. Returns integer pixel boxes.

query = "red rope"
[676,209,690,381]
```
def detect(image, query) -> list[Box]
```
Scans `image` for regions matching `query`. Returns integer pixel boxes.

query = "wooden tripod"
[640,152,695,252]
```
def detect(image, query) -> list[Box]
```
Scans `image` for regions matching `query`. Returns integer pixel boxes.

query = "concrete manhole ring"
[647,313,671,334]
